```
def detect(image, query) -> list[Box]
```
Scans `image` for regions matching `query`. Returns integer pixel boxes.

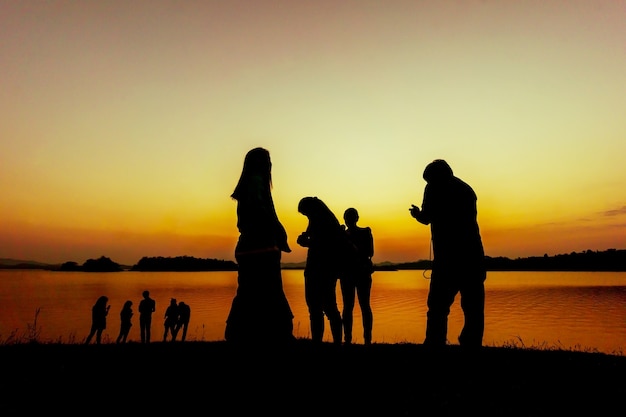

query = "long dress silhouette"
[225,147,294,344]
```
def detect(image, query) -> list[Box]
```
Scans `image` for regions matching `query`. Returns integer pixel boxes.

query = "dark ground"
[2,339,625,416]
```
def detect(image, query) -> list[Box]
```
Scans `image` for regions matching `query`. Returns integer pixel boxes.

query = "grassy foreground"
[2,339,625,416]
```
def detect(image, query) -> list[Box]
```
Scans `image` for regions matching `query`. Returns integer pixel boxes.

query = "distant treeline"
[2,249,626,272]
[56,256,237,272]
[131,256,238,272]
[393,249,626,272]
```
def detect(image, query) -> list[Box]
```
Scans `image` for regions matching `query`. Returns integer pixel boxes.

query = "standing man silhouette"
[409,159,486,349]
[138,290,156,343]
[340,207,374,345]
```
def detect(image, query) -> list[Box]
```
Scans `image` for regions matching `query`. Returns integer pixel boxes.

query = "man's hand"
[409,204,421,219]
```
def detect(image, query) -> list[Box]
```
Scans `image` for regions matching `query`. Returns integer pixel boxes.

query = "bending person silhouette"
[116,300,133,344]
[340,207,374,345]
[85,295,110,344]
[174,301,191,342]
[409,159,486,348]
[138,290,156,343]
[225,147,295,344]
[297,196,352,345]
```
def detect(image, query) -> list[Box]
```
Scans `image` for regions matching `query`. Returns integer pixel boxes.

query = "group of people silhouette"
[163,297,191,342]
[296,197,374,345]
[85,290,192,344]
[226,147,486,349]
[85,148,486,349]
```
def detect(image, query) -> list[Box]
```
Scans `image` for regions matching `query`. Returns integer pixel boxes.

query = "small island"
[130,255,238,272]
[59,256,123,272]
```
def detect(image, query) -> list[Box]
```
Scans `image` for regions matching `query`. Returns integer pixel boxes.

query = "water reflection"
[0,269,625,354]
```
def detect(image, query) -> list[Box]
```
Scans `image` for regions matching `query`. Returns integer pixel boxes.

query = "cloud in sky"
[603,206,626,217]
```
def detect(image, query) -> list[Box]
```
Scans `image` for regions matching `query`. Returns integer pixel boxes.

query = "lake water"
[1,269,625,355]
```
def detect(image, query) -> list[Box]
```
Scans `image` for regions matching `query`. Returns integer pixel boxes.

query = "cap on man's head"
[423,159,453,183]
[298,196,319,215]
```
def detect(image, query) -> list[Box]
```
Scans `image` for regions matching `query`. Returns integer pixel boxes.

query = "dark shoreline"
[3,248,626,271]
[3,339,625,415]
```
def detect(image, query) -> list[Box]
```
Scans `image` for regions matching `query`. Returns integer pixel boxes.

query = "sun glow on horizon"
[1,1,625,265]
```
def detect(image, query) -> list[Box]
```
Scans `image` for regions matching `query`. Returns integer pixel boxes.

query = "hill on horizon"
[2,248,626,271]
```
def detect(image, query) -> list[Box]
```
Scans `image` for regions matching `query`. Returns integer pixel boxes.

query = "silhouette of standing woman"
[409,159,486,348]
[225,147,295,344]
[138,290,156,343]
[340,207,374,345]
[85,295,110,344]
[116,300,133,344]
[163,298,179,342]
[297,196,350,345]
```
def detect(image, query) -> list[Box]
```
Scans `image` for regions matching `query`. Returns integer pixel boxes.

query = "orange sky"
[1,1,625,265]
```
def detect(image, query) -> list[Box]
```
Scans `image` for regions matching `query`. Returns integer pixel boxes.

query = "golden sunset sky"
[1,1,625,265]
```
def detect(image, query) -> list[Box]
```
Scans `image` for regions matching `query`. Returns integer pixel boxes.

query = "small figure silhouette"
[225,147,295,344]
[163,298,179,342]
[340,207,374,345]
[116,300,133,344]
[174,301,191,342]
[138,290,156,343]
[85,295,110,344]
[409,159,486,349]
[297,196,353,345]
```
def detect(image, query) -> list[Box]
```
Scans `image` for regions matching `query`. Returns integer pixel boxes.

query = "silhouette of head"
[124,300,132,309]
[423,159,453,184]
[343,207,359,227]
[143,290,149,298]
[96,295,108,307]
[244,147,271,174]
[170,298,177,306]
[232,147,272,200]
[298,196,324,217]
[298,197,341,230]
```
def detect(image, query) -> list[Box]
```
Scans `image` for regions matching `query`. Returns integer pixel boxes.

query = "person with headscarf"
[225,147,294,344]
[297,196,354,345]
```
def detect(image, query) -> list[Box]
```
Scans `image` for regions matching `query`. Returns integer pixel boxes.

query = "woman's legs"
[356,277,373,344]
[95,328,103,344]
